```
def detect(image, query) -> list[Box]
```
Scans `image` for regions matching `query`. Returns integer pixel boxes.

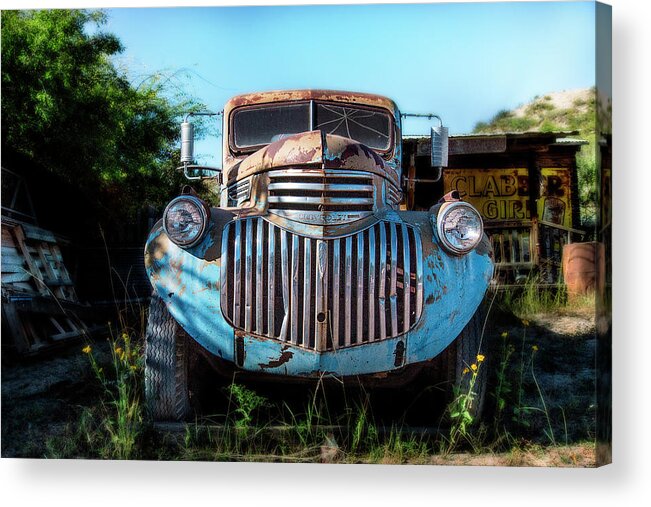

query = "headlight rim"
[435,200,484,255]
[163,195,209,248]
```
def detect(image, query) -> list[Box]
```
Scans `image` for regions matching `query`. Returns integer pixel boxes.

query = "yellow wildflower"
[470,363,478,372]
[477,354,485,363]
[462,367,470,375]
[501,331,508,338]
[130,365,137,372]
[82,345,92,354]
[532,345,539,352]
[115,347,123,355]
[522,319,530,327]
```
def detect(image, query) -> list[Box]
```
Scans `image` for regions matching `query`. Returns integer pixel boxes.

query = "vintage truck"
[144,90,494,420]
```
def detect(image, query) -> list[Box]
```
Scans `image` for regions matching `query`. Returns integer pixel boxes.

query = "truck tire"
[144,296,191,421]
[430,304,489,418]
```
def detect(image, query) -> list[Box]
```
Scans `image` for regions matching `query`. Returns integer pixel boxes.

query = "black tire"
[429,304,489,417]
[144,296,191,421]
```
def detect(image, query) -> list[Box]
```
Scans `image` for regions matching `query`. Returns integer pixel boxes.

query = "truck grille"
[267,169,375,224]
[220,217,423,351]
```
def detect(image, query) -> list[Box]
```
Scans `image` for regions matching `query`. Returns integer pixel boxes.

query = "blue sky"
[103,1,597,164]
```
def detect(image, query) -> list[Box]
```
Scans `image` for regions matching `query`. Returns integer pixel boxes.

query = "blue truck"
[144,90,494,420]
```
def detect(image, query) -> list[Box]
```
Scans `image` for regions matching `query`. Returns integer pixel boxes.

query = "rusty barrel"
[562,242,605,298]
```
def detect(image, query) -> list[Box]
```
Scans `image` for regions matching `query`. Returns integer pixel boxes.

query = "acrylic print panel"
[0,0,611,468]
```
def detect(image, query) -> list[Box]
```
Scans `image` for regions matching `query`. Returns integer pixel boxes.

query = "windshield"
[231,101,393,152]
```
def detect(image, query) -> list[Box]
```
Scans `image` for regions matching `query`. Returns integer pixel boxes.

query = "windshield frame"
[228,100,395,157]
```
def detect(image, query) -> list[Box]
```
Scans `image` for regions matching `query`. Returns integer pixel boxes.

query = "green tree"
[1,9,205,220]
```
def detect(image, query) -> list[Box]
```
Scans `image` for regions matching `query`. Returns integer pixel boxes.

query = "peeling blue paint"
[144,212,492,378]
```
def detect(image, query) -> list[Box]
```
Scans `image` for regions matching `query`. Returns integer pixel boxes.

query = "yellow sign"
[444,168,530,221]
[537,168,572,228]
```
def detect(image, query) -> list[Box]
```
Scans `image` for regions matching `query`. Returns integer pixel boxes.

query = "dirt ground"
[1,304,598,465]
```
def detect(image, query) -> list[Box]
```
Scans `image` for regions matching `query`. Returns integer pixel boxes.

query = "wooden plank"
[2,272,32,283]
[2,264,28,274]
[1,257,27,270]
[1,245,22,257]
[22,223,57,243]
[12,226,48,294]
[50,329,85,342]
[49,316,67,335]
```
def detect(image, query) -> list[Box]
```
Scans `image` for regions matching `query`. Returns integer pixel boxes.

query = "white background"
[1,1,649,506]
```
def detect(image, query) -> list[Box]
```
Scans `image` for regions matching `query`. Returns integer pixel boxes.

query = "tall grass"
[498,274,567,318]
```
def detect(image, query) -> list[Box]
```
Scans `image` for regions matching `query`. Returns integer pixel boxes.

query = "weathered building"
[402,132,587,283]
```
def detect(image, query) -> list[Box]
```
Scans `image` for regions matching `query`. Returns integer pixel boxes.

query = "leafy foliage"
[1,10,206,220]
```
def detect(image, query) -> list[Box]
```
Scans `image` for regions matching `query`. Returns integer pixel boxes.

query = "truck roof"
[223,89,399,115]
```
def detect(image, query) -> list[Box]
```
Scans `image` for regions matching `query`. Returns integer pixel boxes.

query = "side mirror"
[430,125,449,182]
[180,121,195,164]
[177,112,223,181]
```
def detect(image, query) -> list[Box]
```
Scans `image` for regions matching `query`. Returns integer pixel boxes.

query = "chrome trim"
[233,220,242,327]
[414,229,424,320]
[315,240,328,351]
[378,222,387,341]
[267,220,275,336]
[268,182,373,193]
[402,224,411,333]
[368,228,376,341]
[227,178,251,206]
[163,195,209,248]
[280,229,290,341]
[389,222,398,337]
[220,218,424,352]
[331,238,340,348]
[290,233,300,345]
[302,237,312,346]
[356,232,365,342]
[267,169,375,228]
[344,236,353,347]
[256,218,264,334]
[435,201,484,255]
[244,219,253,331]
[268,196,374,206]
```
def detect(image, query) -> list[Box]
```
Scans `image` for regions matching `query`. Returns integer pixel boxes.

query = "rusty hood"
[224,130,400,188]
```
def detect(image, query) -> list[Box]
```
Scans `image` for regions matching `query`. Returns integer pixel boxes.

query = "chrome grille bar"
[368,228,376,341]
[389,222,398,337]
[221,218,424,352]
[356,232,365,342]
[268,196,374,206]
[401,224,411,333]
[267,221,275,336]
[315,240,328,351]
[331,239,340,347]
[279,230,290,341]
[268,183,373,193]
[378,222,387,341]
[256,218,264,334]
[267,169,375,217]
[302,238,312,346]
[344,236,353,347]
[290,233,300,345]
[233,220,242,327]
[244,219,253,331]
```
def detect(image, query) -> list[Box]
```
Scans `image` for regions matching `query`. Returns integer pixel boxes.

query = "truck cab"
[144,90,494,420]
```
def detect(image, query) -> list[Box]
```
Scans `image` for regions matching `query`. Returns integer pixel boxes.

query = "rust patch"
[425,295,435,305]
[258,345,294,370]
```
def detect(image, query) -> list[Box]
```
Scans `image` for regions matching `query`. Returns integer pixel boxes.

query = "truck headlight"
[163,195,208,247]
[435,201,483,255]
